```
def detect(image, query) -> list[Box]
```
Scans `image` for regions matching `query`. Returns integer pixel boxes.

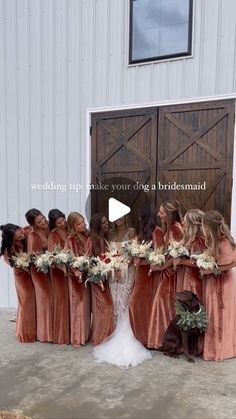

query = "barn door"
[157,100,235,224]
[91,108,158,227]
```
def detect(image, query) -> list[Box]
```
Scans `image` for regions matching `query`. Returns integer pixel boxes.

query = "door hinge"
[90,126,92,136]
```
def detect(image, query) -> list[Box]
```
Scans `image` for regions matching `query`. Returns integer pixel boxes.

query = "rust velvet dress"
[48,229,70,344]
[27,231,53,342]
[203,239,236,361]
[181,235,206,300]
[86,237,114,345]
[148,222,183,348]
[129,227,165,347]
[4,244,36,343]
[65,234,91,347]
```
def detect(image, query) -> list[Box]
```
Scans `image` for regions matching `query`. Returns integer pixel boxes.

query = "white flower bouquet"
[166,241,189,258]
[100,251,128,270]
[34,251,54,274]
[51,246,74,267]
[190,252,218,272]
[71,255,90,272]
[145,247,165,266]
[100,251,129,282]
[86,257,107,285]
[121,240,153,259]
[11,252,32,271]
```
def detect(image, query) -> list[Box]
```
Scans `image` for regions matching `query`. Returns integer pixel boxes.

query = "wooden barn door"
[156,100,235,225]
[90,107,157,227]
[91,99,235,226]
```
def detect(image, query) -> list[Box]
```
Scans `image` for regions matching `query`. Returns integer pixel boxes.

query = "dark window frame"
[129,0,193,65]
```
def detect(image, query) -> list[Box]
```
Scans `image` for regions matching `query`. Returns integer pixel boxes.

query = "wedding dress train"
[93,244,152,368]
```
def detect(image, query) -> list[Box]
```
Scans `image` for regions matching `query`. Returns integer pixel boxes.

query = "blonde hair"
[202,210,236,258]
[67,212,87,243]
[182,209,205,248]
[109,215,131,241]
[161,200,182,246]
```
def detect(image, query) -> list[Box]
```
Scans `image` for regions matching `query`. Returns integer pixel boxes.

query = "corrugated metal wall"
[1,0,236,307]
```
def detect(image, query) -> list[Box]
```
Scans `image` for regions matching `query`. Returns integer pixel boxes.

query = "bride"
[93,216,152,368]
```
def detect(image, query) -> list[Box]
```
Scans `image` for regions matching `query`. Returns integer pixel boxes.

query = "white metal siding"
[0,0,236,307]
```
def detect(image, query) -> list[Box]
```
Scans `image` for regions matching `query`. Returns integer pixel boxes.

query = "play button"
[85,175,151,234]
[108,198,131,222]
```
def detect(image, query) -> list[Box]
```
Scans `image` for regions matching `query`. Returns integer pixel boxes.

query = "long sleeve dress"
[65,234,91,347]
[181,235,206,300]
[203,239,236,361]
[4,242,36,343]
[148,222,183,348]
[27,230,53,342]
[129,226,165,347]
[48,229,70,344]
[86,237,114,345]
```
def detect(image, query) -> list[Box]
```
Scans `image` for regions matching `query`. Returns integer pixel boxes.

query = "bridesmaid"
[65,212,91,347]
[0,223,36,342]
[48,209,70,345]
[148,200,183,348]
[87,213,114,345]
[173,209,206,299]
[129,206,164,347]
[26,208,53,343]
[201,211,236,361]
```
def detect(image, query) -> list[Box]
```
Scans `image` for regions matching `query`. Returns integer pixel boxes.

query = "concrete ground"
[1,309,236,419]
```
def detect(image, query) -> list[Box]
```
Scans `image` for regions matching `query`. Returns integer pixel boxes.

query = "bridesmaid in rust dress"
[129,206,164,347]
[48,209,70,344]
[173,209,206,299]
[201,211,236,361]
[0,223,36,342]
[26,208,53,342]
[87,214,114,345]
[65,212,91,347]
[148,200,183,348]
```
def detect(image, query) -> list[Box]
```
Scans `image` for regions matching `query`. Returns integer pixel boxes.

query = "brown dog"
[158,291,204,363]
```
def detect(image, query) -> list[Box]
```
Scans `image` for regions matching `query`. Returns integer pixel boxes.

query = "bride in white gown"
[93,216,152,368]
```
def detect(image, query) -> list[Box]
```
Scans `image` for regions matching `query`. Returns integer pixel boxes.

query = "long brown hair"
[89,213,109,256]
[160,200,182,246]
[202,210,236,258]
[182,209,205,248]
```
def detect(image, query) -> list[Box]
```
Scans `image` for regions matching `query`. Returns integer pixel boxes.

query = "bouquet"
[100,251,129,281]
[175,302,208,332]
[121,240,152,259]
[11,252,32,271]
[34,251,54,274]
[145,247,165,266]
[71,255,90,272]
[86,257,107,285]
[166,241,189,258]
[190,252,218,276]
[51,246,74,268]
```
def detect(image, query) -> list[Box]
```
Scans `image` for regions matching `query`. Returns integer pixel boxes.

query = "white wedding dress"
[93,237,152,368]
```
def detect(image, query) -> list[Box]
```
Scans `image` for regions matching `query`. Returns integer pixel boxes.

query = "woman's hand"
[172,257,182,267]
[149,263,163,272]
[199,268,221,276]
[133,257,140,266]
[56,263,67,275]
[73,268,83,282]
[99,280,105,291]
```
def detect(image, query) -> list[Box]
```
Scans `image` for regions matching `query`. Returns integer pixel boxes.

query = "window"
[129,0,193,64]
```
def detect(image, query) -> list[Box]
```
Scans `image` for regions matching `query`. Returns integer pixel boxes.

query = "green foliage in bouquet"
[52,245,75,267]
[175,302,208,332]
[86,257,106,284]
